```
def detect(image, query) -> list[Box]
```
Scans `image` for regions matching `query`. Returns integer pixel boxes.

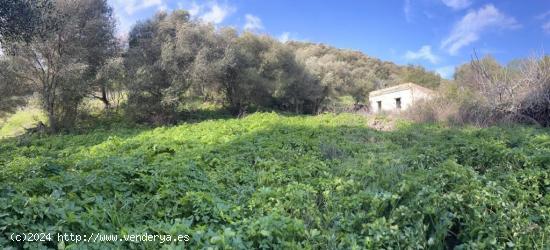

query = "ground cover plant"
[0,113,549,249]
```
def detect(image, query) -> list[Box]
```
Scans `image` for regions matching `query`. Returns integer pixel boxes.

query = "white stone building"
[369,83,435,113]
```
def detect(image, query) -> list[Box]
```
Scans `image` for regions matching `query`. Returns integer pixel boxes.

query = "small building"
[369,83,435,113]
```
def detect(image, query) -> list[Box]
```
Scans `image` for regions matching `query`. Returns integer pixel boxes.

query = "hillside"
[1,113,548,249]
[286,41,443,105]
[288,41,442,89]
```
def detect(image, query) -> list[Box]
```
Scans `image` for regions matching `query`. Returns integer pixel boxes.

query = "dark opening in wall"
[395,98,401,109]
[377,101,382,111]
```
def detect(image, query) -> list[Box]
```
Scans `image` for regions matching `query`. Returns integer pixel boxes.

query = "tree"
[95,57,126,111]
[470,54,550,125]
[124,10,194,124]
[453,53,550,126]
[77,0,118,110]
[219,32,281,115]
[187,28,233,103]
[0,59,31,116]
[455,54,502,91]
[3,0,117,132]
[401,64,441,89]
[0,0,55,117]
[0,0,56,42]
[275,63,326,114]
[211,32,324,115]
[517,55,550,126]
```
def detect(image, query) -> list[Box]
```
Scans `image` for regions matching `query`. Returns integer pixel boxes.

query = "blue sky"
[108,0,550,79]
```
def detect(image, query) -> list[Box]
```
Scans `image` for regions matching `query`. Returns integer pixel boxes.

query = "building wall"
[370,88,414,113]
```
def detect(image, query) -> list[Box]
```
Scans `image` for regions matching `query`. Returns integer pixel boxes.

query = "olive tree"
[3,0,117,132]
[0,59,30,116]
[124,10,196,124]
[0,0,55,42]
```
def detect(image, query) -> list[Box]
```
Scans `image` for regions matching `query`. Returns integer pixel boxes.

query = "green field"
[1,113,549,249]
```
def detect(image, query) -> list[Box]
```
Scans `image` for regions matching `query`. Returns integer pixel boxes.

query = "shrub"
[409,54,550,127]
[405,81,479,126]
[456,54,550,127]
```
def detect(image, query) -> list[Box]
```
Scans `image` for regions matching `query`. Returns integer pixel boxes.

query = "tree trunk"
[99,85,111,110]
[46,103,58,133]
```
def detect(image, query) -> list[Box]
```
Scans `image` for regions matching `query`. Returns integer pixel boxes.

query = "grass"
[0,106,46,139]
[0,113,548,249]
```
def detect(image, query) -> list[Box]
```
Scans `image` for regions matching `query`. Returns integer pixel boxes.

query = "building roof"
[369,82,435,97]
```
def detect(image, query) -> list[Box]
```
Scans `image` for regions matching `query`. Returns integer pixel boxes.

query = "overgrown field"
[0,113,549,249]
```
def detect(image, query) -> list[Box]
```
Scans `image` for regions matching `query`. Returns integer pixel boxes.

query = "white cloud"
[535,10,550,20]
[108,0,144,36]
[200,3,235,24]
[536,11,550,34]
[435,66,455,79]
[277,32,306,43]
[115,16,132,39]
[187,2,201,16]
[441,0,471,10]
[403,0,412,22]
[279,32,291,43]
[543,21,550,34]
[441,4,519,55]
[109,0,235,37]
[244,14,263,31]
[112,0,163,15]
[157,3,169,12]
[405,45,440,64]
[176,1,235,24]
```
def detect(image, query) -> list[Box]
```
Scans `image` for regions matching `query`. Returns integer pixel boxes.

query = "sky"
[108,0,550,79]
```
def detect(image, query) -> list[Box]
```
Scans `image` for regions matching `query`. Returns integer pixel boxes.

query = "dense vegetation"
[0,1,442,131]
[3,1,548,131]
[1,1,549,249]
[0,113,548,249]
[409,54,550,127]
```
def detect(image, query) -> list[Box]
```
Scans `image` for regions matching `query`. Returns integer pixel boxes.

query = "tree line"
[2,0,444,132]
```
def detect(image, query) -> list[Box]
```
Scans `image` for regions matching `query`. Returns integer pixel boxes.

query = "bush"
[407,55,550,127]
[517,56,550,126]
[449,54,550,127]
[405,82,479,126]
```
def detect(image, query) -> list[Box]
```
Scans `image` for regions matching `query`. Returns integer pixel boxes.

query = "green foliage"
[0,59,30,116]
[0,0,56,42]
[3,0,117,132]
[4,4,443,127]
[401,64,441,89]
[124,10,193,124]
[454,55,502,90]
[0,106,46,138]
[0,113,548,249]
[123,11,443,122]
[124,14,326,118]
[289,43,442,105]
